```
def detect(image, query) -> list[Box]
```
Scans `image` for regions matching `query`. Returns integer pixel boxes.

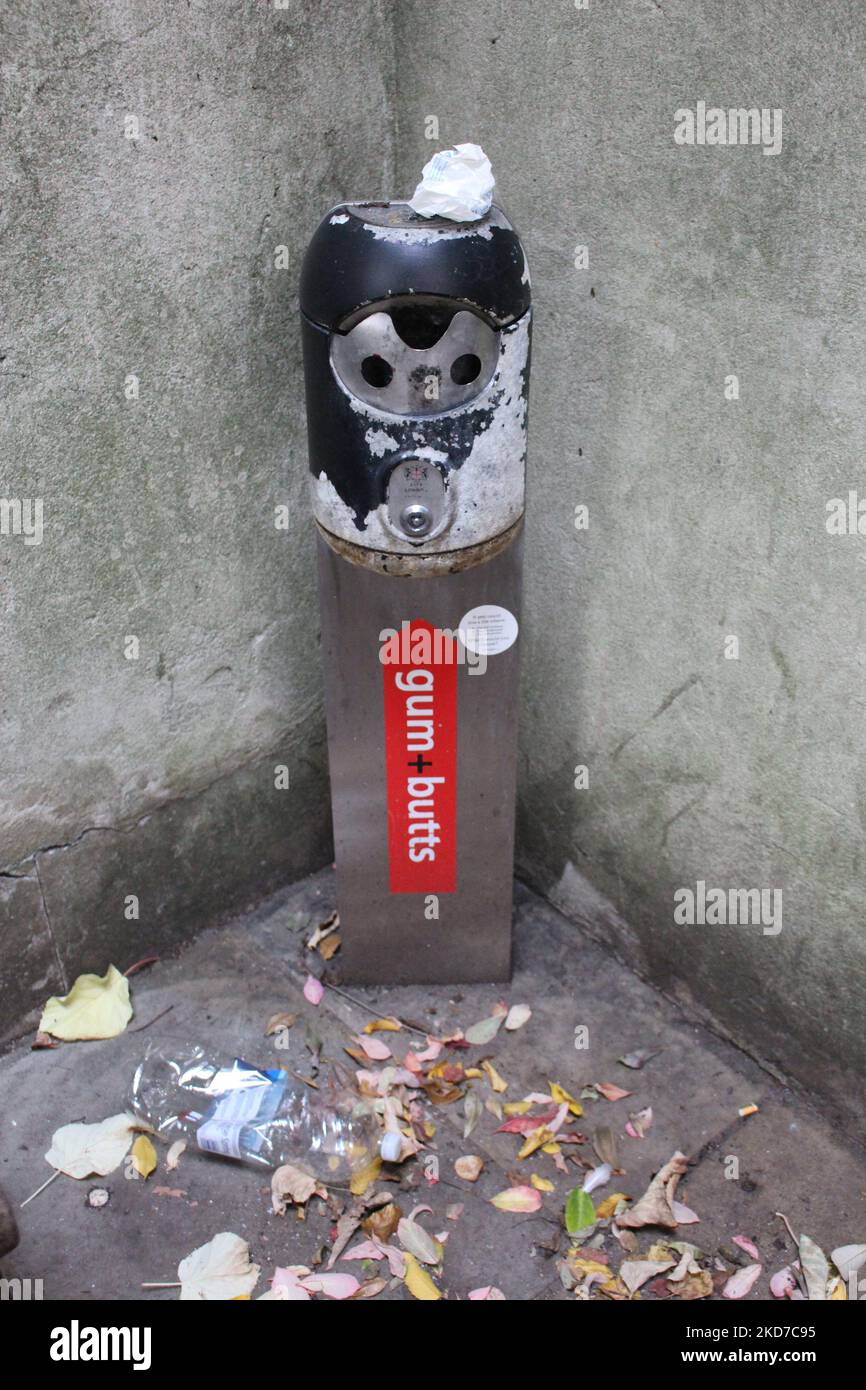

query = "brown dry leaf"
[454,1155,484,1182]
[620,1258,675,1294]
[271,1164,327,1215]
[593,1125,618,1167]
[595,1082,632,1102]
[616,1152,689,1230]
[265,1012,296,1036]
[671,1269,714,1300]
[362,1202,402,1243]
[319,934,341,961]
[307,911,338,950]
[32,1032,60,1050]
[352,1277,389,1299]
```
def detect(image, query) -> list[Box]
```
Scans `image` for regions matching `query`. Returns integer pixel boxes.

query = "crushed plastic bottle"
[129,1044,398,1182]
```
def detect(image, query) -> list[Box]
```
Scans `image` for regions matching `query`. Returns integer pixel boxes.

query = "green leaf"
[565,1187,596,1235]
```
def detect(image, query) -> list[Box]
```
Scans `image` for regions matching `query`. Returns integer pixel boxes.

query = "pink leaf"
[733,1235,760,1261]
[356,1035,392,1061]
[468,1285,506,1300]
[300,1272,361,1299]
[495,1108,559,1135]
[723,1263,762,1299]
[303,975,324,1006]
[671,1200,700,1224]
[770,1265,798,1299]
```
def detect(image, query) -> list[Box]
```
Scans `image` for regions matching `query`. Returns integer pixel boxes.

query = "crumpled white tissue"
[408,143,495,221]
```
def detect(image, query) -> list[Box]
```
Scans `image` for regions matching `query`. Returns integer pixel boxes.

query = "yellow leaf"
[481,1060,508,1093]
[541,1142,561,1155]
[549,1082,583,1117]
[829,1278,847,1300]
[403,1252,442,1300]
[568,1256,610,1280]
[596,1192,630,1219]
[39,965,133,1041]
[530,1173,554,1192]
[131,1134,157,1179]
[503,1101,530,1116]
[518,1127,554,1159]
[362,1018,402,1034]
[464,1068,484,1079]
[349,1155,381,1196]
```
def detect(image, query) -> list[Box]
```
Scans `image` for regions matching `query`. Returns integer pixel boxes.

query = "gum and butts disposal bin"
[300,200,531,984]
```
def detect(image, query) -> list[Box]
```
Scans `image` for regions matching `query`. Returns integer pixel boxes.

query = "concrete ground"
[1,870,863,1302]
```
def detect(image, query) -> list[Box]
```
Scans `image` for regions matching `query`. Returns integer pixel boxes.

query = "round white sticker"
[458,605,519,657]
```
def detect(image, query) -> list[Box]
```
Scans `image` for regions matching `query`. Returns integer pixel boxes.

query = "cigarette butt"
[738,1103,759,1118]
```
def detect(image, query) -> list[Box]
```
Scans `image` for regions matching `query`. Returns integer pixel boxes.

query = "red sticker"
[382,620,457,894]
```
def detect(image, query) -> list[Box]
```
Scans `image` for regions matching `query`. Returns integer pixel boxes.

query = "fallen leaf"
[468,1285,506,1299]
[618,1048,660,1070]
[39,965,132,1041]
[549,1083,583,1117]
[481,1059,507,1093]
[403,1251,442,1300]
[350,1156,381,1196]
[131,1135,157,1180]
[463,1091,483,1139]
[504,1004,531,1031]
[465,1014,504,1045]
[723,1263,762,1299]
[352,1277,388,1299]
[178,1232,260,1301]
[831,1244,866,1282]
[152,1186,186,1199]
[733,1234,760,1261]
[166,1140,186,1171]
[362,1203,402,1243]
[671,1200,700,1225]
[671,1269,714,1300]
[306,911,338,950]
[799,1235,828,1301]
[303,975,324,1006]
[398,1216,442,1265]
[565,1187,596,1235]
[496,1108,559,1135]
[318,935,341,961]
[355,1035,392,1061]
[455,1155,484,1182]
[264,1012,296,1036]
[491,1185,542,1214]
[531,1173,555,1192]
[31,1031,60,1050]
[300,1272,359,1299]
[271,1164,326,1214]
[616,1152,689,1231]
[593,1126,618,1167]
[363,1017,403,1034]
[596,1192,630,1219]
[770,1265,798,1299]
[595,1082,632,1102]
[46,1113,138,1179]
[620,1258,675,1294]
[626,1106,653,1139]
[518,1127,554,1160]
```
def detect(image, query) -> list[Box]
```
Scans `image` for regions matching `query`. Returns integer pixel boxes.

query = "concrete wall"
[1,0,393,1029]
[4,0,865,1124]
[394,0,866,1117]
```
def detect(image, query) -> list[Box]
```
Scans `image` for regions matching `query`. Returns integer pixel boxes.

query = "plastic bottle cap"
[379,1132,402,1163]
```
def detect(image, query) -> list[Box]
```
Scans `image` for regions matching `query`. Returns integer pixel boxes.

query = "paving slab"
[1,869,862,1302]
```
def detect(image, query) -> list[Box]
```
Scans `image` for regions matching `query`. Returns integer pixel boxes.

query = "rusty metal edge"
[315,516,523,578]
